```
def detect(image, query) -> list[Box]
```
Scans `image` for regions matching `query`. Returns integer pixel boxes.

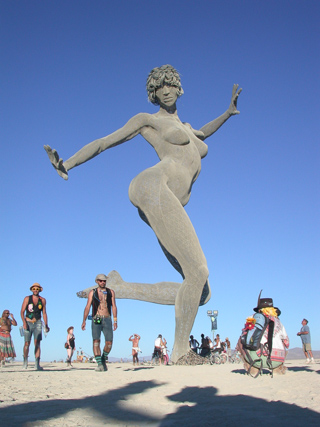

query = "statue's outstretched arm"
[200,84,242,140]
[44,113,149,180]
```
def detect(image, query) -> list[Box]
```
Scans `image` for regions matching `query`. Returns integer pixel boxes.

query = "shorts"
[91,317,113,342]
[24,320,42,342]
[303,343,312,351]
[154,347,162,357]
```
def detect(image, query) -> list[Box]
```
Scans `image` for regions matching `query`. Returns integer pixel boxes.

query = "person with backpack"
[237,290,289,377]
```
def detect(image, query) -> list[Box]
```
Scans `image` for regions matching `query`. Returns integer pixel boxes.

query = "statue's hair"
[146,64,184,105]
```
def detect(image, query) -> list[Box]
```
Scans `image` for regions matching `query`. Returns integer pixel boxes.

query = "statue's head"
[146,64,184,105]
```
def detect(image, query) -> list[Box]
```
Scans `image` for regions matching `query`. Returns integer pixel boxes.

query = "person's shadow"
[162,386,320,426]
[1,382,320,426]
[0,380,163,425]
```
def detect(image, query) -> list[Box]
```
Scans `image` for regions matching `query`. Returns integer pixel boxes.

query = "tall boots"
[35,357,43,371]
[23,356,43,370]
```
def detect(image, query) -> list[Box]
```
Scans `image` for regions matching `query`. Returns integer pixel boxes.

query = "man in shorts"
[129,333,141,366]
[82,274,117,372]
[297,319,314,363]
[225,337,232,357]
[20,283,49,370]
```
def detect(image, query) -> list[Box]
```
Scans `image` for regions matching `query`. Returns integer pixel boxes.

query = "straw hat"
[30,283,43,292]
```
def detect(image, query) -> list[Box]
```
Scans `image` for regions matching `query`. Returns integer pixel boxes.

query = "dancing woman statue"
[44,65,241,362]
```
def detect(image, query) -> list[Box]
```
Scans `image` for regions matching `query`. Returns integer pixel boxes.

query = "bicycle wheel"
[208,353,215,365]
[214,354,221,365]
[220,353,228,364]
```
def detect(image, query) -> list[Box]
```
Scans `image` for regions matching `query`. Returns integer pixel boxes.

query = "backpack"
[240,313,274,378]
[241,313,269,350]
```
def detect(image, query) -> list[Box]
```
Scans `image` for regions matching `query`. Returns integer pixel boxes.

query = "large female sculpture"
[45,65,241,362]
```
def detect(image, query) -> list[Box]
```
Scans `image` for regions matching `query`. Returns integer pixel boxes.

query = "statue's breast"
[162,125,190,146]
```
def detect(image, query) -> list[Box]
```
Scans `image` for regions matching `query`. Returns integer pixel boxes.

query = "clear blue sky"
[1,1,319,362]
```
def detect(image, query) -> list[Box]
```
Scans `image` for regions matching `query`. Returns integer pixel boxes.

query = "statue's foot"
[76,291,89,299]
[76,270,125,299]
[44,145,68,180]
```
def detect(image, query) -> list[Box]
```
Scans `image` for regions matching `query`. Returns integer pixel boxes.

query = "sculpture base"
[175,350,211,366]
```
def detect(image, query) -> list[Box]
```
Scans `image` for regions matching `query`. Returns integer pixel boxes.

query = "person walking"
[297,319,314,363]
[66,326,76,367]
[0,310,17,366]
[20,283,49,370]
[82,274,117,372]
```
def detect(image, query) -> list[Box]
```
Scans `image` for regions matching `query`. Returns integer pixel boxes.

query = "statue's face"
[155,84,178,108]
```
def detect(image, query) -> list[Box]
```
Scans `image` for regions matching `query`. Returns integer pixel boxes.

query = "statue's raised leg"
[77,270,179,304]
[76,270,211,306]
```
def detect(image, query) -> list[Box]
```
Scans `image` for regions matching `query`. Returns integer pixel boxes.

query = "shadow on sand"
[162,386,320,426]
[1,381,319,426]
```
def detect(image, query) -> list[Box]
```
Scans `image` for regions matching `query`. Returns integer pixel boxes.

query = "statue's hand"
[228,84,242,116]
[44,145,68,180]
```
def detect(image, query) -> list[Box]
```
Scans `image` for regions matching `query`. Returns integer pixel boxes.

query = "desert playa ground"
[1,359,319,426]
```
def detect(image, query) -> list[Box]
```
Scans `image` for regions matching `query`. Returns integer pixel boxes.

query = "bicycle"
[219,352,229,364]
[229,351,241,364]
[208,351,223,365]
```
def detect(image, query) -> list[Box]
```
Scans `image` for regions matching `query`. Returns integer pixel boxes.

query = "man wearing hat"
[81,274,117,372]
[20,283,49,370]
[237,290,289,376]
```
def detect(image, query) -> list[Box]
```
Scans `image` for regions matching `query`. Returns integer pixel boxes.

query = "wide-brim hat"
[30,283,43,292]
[253,290,281,315]
[95,274,108,282]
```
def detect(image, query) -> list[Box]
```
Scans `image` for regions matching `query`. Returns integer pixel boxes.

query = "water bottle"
[42,321,49,337]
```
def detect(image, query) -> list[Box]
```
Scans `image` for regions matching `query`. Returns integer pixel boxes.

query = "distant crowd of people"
[189,334,231,357]
[0,279,316,373]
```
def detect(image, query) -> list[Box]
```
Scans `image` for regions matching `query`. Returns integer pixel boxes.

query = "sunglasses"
[98,280,106,283]
[32,287,40,291]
